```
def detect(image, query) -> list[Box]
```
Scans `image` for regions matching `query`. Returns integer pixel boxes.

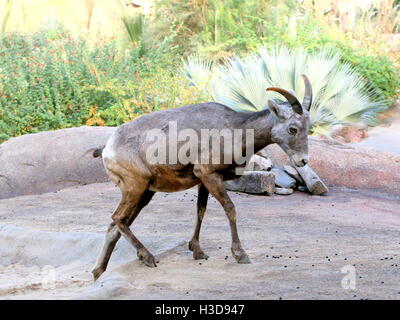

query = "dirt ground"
[0,182,399,300]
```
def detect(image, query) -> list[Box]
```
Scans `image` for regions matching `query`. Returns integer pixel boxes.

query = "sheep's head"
[267,75,312,167]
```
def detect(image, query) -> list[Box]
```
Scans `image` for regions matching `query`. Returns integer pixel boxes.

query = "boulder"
[224,171,275,195]
[329,124,368,143]
[263,137,400,195]
[0,126,116,199]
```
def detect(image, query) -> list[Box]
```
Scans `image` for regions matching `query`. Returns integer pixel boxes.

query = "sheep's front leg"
[189,184,209,260]
[194,168,250,264]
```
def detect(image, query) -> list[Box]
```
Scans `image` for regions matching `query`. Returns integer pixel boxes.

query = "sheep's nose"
[301,159,308,166]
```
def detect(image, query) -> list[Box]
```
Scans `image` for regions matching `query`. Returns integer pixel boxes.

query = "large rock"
[263,137,400,195]
[0,126,116,199]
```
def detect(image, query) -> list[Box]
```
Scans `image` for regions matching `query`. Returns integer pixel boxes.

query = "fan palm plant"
[182,46,386,135]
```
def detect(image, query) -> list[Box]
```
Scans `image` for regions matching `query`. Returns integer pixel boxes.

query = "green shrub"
[0,25,185,142]
[153,1,399,103]
[338,47,400,104]
[283,18,400,104]
[1,1,399,143]
[152,0,296,57]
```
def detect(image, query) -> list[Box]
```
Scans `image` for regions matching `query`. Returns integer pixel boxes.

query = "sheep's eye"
[289,127,298,135]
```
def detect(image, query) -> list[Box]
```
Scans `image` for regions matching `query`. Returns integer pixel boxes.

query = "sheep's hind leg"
[112,185,157,268]
[189,184,209,260]
[92,190,155,280]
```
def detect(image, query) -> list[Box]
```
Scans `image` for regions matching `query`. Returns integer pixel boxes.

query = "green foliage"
[0,25,188,142]
[154,1,399,102]
[338,47,400,105]
[152,0,296,57]
[282,18,400,103]
[1,0,399,143]
[182,47,387,135]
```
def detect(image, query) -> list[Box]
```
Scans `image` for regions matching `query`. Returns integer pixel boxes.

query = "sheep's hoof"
[92,267,105,281]
[138,249,157,267]
[189,240,209,260]
[237,254,251,264]
[193,251,209,260]
[232,248,251,264]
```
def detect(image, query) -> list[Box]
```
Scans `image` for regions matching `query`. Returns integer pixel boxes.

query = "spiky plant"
[181,54,216,96]
[182,47,387,135]
[121,13,146,56]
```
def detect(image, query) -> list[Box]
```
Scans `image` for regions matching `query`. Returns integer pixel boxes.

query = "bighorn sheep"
[91,75,312,280]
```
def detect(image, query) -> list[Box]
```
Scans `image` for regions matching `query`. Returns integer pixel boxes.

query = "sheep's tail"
[93,147,104,158]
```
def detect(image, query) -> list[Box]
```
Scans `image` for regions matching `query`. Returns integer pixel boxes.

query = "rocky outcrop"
[264,137,400,195]
[0,126,116,199]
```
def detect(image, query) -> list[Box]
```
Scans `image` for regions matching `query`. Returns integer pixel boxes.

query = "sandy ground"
[0,182,399,300]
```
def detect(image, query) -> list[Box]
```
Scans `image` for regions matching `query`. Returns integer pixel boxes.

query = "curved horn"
[301,74,312,110]
[266,87,303,114]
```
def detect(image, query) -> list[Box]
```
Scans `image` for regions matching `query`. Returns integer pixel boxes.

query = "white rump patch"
[102,133,117,160]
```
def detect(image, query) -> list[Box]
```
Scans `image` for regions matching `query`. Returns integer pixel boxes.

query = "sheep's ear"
[268,100,285,120]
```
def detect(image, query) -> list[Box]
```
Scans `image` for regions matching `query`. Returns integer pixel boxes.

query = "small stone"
[297,185,309,192]
[271,168,297,189]
[293,164,329,195]
[284,165,304,184]
[275,187,294,195]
